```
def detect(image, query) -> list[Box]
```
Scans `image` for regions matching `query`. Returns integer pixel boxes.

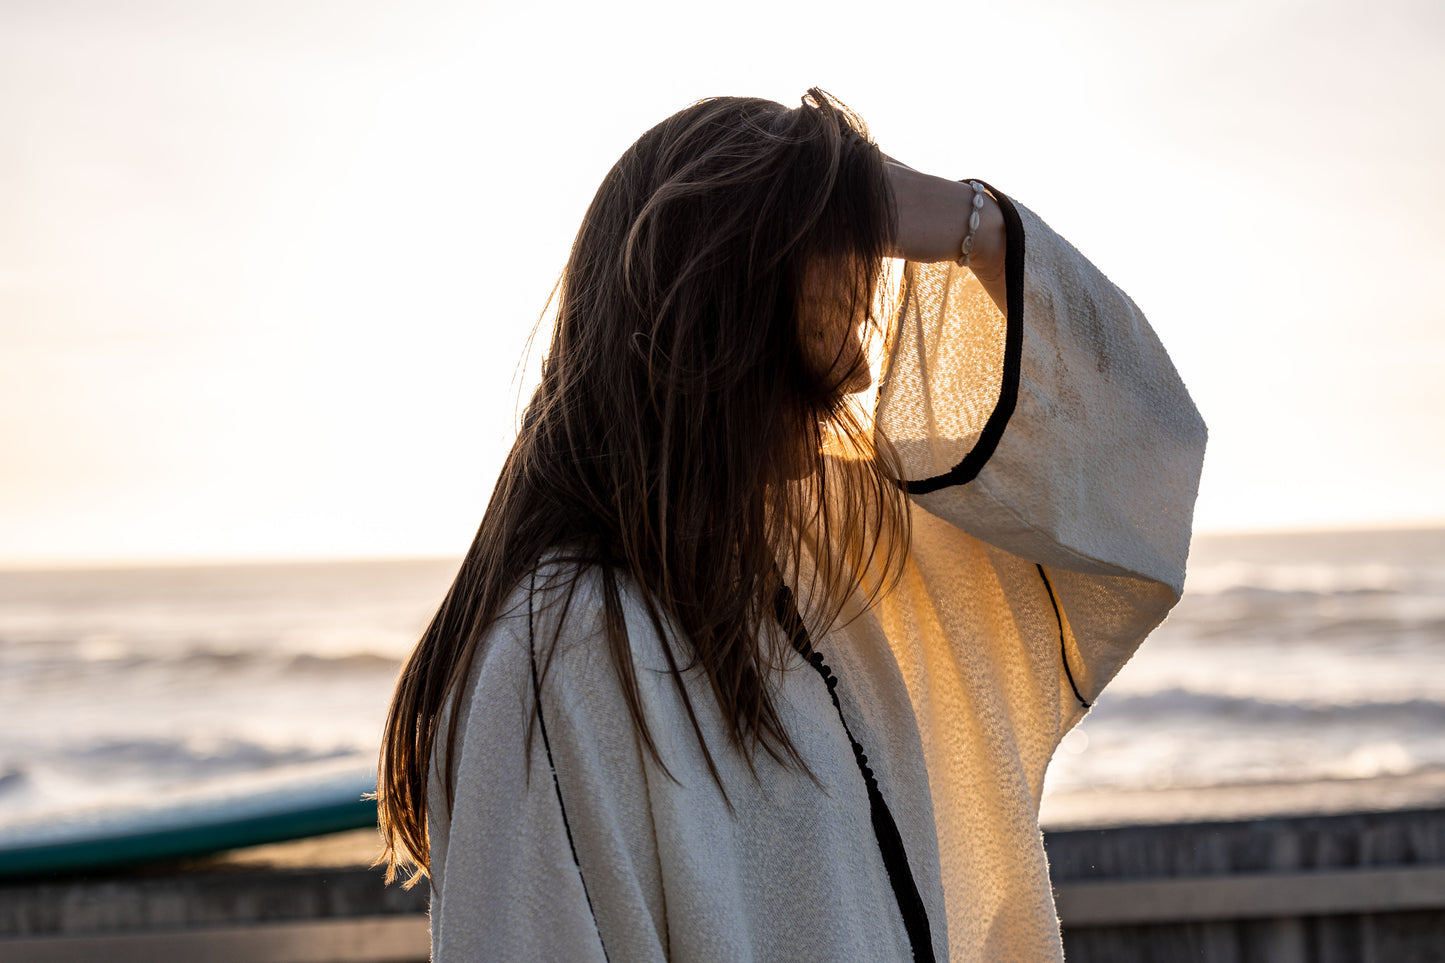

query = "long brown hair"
[377,89,909,884]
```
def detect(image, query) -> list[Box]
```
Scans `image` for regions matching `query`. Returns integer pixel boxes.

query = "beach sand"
[150,770,1445,873]
[169,769,1445,869]
[1040,768,1445,830]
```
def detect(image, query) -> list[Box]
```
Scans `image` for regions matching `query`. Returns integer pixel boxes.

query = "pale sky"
[2,0,1442,564]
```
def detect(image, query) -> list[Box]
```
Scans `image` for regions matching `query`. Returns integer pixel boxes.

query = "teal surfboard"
[0,761,377,878]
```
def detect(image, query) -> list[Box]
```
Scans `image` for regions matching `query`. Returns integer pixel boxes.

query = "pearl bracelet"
[956,180,987,268]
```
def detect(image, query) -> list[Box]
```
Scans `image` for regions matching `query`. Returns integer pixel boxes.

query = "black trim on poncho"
[774,582,937,962]
[896,181,1026,495]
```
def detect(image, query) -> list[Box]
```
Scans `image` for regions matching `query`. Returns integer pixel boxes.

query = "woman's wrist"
[886,162,1006,280]
[966,192,1007,285]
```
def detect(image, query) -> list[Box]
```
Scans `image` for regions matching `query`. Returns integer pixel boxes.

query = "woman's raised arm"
[885,159,1008,311]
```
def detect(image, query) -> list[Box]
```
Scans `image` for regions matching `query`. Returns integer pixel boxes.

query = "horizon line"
[3,521,1444,573]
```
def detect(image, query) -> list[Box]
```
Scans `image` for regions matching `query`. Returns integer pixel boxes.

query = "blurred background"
[2,0,1443,831]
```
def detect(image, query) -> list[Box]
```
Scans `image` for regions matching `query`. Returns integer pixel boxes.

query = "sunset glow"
[3,0,1442,564]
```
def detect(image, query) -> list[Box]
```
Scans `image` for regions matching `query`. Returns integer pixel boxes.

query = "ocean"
[1,528,1442,827]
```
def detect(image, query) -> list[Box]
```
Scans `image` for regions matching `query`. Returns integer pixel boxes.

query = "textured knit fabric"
[426,191,1208,962]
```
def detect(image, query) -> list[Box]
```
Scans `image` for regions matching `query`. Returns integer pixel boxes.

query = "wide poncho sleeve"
[864,186,1208,959]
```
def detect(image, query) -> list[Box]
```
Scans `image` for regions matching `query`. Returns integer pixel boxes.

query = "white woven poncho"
[426,190,1208,962]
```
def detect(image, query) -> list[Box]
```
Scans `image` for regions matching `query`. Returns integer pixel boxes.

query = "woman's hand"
[885,158,1008,309]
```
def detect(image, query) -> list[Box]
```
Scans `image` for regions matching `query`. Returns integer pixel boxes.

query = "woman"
[378,90,1206,962]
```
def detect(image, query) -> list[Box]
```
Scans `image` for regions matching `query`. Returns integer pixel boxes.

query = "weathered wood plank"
[0,914,429,963]
[1056,866,1445,925]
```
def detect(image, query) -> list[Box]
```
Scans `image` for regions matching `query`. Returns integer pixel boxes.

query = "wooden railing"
[3,808,1445,961]
[1047,806,1445,962]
